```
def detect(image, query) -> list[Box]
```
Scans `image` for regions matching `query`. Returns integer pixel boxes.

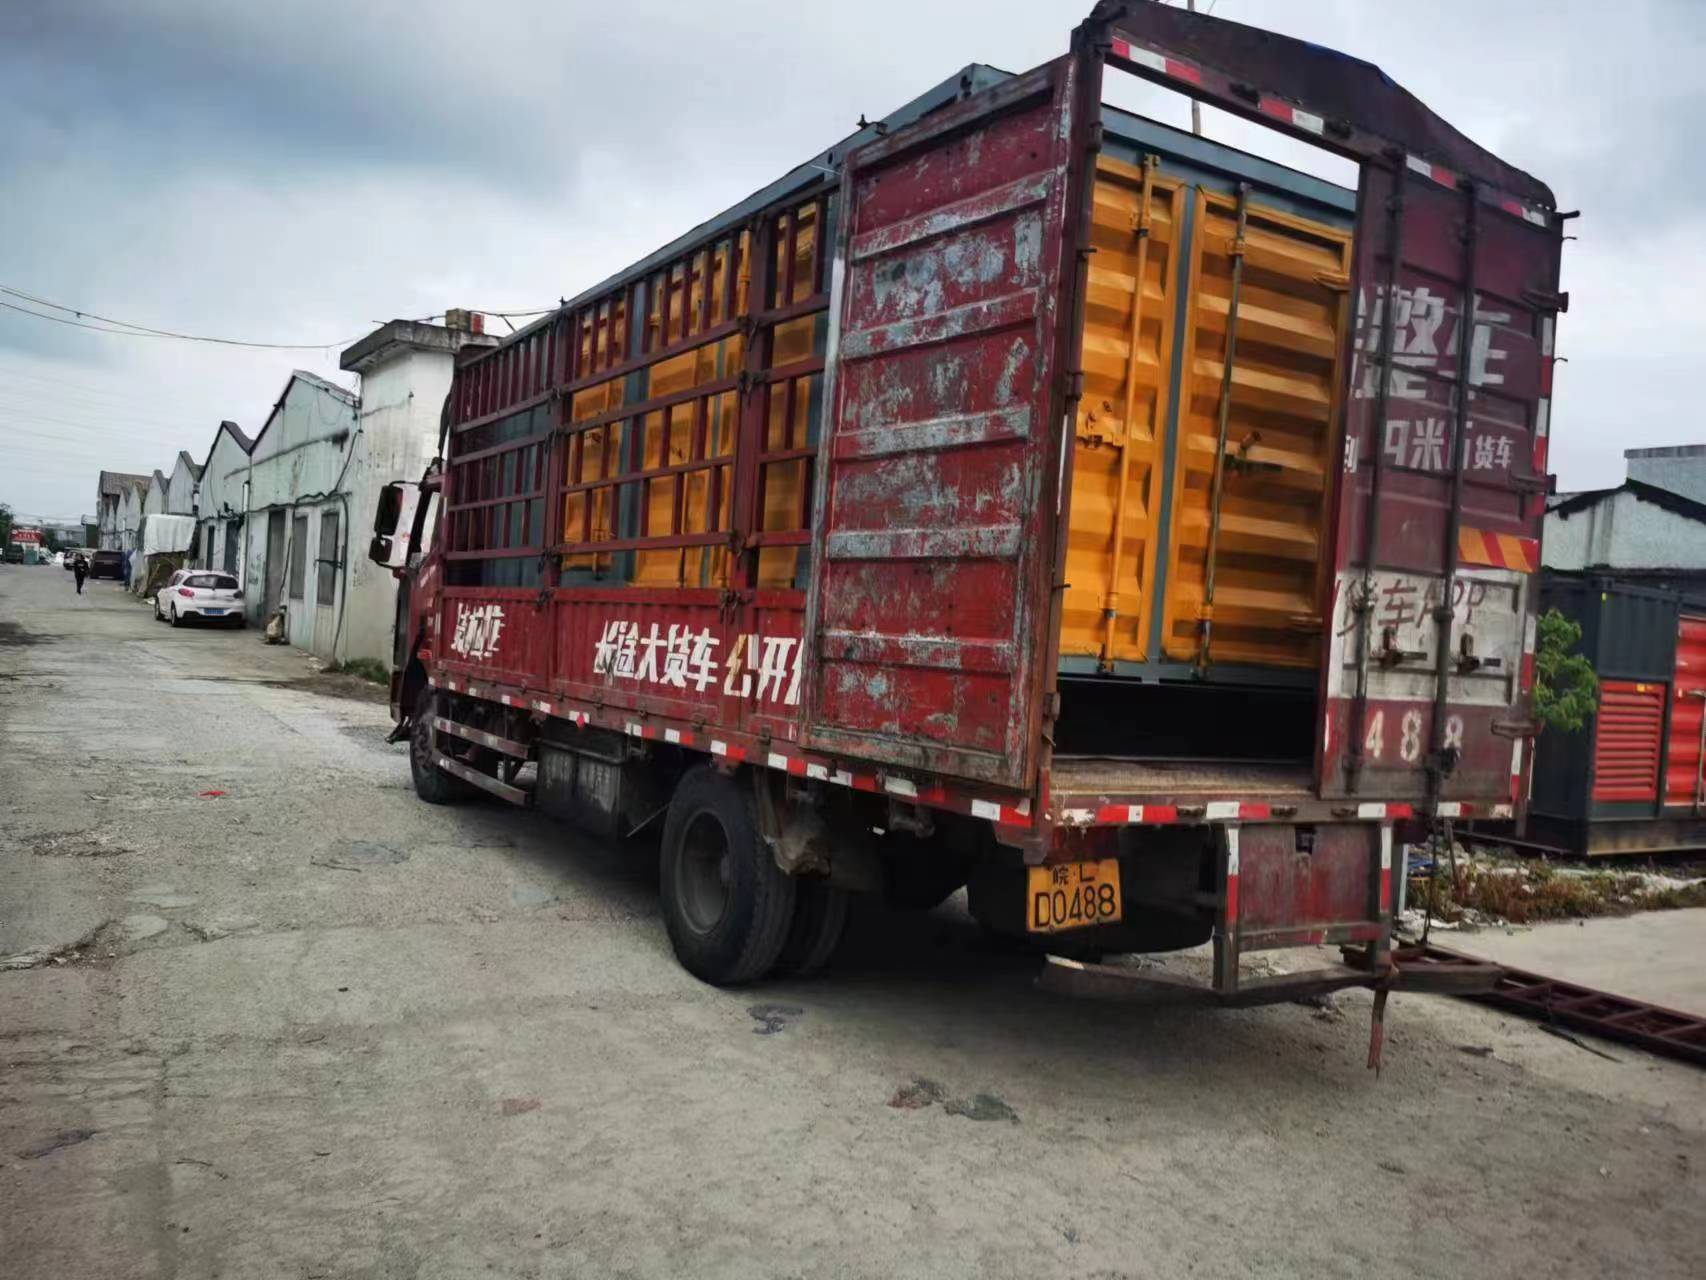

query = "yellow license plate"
[1026,859,1122,933]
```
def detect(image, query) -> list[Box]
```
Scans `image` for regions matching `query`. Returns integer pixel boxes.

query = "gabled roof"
[98,469,150,497]
[244,370,358,455]
[287,368,357,407]
[175,450,204,481]
[198,420,255,477]
[219,420,254,451]
[151,469,168,490]
[1549,478,1706,525]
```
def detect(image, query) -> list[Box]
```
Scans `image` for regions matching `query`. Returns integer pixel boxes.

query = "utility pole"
[1187,0,1203,136]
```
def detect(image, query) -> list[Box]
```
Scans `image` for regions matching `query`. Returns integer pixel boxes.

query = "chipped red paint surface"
[799,58,1084,790]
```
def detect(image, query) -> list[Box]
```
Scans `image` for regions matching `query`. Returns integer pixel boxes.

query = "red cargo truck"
[370,3,1560,1049]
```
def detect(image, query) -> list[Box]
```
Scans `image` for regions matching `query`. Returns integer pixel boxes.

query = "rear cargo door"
[1091,4,1566,809]
[1322,161,1563,803]
[799,59,1086,788]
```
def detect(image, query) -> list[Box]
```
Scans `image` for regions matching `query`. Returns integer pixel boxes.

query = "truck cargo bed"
[1051,758,1313,802]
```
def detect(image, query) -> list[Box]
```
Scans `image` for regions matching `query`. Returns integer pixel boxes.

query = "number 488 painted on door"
[1364,709,1464,763]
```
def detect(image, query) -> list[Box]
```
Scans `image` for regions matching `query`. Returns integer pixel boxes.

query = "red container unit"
[371,4,1561,1020]
[1663,615,1706,811]
[1529,577,1706,856]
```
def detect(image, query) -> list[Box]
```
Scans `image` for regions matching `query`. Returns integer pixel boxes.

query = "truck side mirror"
[368,482,420,570]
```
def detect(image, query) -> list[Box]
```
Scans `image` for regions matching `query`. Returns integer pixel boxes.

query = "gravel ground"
[3,564,1703,1280]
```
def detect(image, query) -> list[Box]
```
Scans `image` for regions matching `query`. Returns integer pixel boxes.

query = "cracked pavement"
[2,565,1703,1279]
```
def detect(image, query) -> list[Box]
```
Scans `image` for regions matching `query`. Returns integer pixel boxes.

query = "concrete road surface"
[3,563,1703,1280]
[1449,908,1706,1012]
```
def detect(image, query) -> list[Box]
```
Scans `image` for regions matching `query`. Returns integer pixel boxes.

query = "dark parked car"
[87,549,126,579]
[1,545,24,565]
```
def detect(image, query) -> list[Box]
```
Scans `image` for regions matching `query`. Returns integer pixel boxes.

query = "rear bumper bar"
[1038,945,1502,1009]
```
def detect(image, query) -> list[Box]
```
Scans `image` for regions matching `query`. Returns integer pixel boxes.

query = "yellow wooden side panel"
[1158,189,1351,669]
[756,204,824,589]
[1059,157,1182,665]
[560,204,825,591]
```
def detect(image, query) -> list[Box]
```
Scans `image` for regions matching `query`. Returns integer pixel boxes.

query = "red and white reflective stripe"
[1063,799,1359,828]
[1224,828,1241,922]
[1534,315,1555,476]
[1405,154,1456,188]
[709,739,748,762]
[530,697,590,728]
[767,751,810,778]
[1108,38,1202,84]
[1500,196,1549,227]
[1378,825,1394,912]
[1490,803,1515,819]
[1258,97,1325,135]
[1357,802,1415,820]
[1404,155,1548,226]
[1435,801,1464,818]
[1510,738,1525,803]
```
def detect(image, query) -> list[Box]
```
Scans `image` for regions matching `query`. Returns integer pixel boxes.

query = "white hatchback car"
[155,570,246,627]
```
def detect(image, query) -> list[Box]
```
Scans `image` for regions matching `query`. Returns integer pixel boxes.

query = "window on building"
[317,509,340,606]
[289,513,308,599]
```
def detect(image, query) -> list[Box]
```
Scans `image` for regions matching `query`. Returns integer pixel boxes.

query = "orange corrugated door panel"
[1592,680,1666,805]
[1663,616,1706,808]
[1158,188,1351,670]
[1059,156,1184,667]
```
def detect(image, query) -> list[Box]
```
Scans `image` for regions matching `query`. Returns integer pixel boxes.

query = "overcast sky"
[1,0,1699,520]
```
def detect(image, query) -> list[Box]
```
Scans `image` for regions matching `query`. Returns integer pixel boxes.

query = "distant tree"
[0,502,12,546]
[1534,608,1598,733]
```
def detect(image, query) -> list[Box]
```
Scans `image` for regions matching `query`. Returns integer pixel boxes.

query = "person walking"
[72,553,88,595]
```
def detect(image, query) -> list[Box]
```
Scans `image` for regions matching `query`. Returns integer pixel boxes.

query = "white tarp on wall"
[140,514,197,557]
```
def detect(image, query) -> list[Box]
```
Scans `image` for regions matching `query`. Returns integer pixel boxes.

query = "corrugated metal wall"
[1590,680,1665,805]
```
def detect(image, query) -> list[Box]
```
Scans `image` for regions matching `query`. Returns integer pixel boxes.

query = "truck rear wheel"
[409,687,474,805]
[659,767,797,986]
[770,878,849,979]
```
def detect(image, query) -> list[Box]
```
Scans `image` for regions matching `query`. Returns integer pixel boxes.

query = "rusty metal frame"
[1195,181,1250,673]
[1403,944,1706,1069]
[1341,166,1408,793]
[1423,181,1482,810]
[795,51,1100,802]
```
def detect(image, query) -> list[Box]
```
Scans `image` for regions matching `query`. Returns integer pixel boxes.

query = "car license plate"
[204,608,225,615]
[1026,859,1122,933]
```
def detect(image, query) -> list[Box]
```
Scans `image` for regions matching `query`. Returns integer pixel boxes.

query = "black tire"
[771,878,850,979]
[659,767,797,986]
[409,687,474,805]
[169,605,182,628]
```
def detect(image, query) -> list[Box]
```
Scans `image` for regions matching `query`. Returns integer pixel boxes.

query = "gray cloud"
[1,0,1703,518]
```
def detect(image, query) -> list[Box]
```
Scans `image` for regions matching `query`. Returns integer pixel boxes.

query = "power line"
[0,290,364,351]
[0,399,211,435]
[0,372,222,417]
[0,284,561,351]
